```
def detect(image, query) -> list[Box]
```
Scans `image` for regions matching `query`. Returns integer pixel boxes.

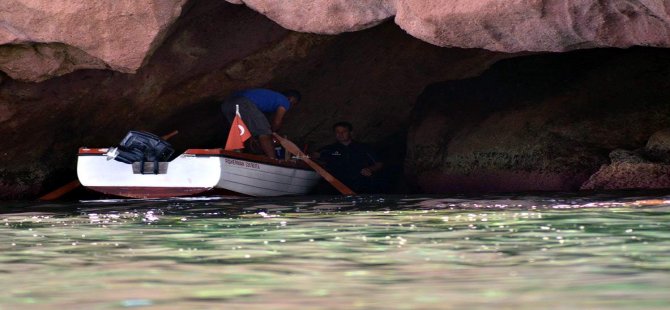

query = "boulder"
[229,0,670,52]
[581,163,670,190]
[645,128,670,163]
[581,129,670,191]
[609,149,648,164]
[0,0,188,81]
[395,0,670,52]
[225,0,394,34]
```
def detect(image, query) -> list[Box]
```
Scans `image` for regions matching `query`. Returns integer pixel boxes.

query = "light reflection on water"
[1,194,670,309]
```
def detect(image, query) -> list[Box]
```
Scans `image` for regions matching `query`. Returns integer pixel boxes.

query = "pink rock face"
[4,0,670,81]
[229,0,670,52]
[0,0,187,81]
[396,0,670,51]
[226,0,396,34]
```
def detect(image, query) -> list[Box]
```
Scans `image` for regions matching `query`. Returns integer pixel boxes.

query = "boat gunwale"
[78,147,314,171]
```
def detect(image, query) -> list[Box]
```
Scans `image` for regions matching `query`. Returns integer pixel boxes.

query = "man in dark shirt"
[313,121,384,193]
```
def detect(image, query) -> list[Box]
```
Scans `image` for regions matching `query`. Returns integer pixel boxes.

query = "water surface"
[1,194,669,309]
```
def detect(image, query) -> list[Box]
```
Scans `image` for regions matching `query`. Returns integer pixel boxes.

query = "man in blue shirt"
[313,121,384,193]
[221,88,301,159]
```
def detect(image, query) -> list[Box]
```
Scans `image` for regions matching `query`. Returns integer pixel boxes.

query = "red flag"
[225,105,251,150]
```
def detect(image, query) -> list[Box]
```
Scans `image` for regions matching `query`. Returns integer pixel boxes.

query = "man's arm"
[361,145,383,177]
[271,106,287,132]
[361,162,383,177]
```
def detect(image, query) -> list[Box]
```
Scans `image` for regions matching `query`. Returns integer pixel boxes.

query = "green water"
[1,194,669,309]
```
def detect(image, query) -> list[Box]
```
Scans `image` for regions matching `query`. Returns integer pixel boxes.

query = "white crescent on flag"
[238,125,246,136]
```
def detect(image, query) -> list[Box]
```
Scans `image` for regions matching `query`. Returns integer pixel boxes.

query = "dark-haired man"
[221,88,301,159]
[313,121,384,193]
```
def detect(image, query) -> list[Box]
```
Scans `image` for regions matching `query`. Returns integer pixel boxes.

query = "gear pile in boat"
[106,131,174,174]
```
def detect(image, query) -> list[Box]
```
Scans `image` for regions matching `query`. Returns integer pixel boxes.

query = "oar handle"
[161,130,179,141]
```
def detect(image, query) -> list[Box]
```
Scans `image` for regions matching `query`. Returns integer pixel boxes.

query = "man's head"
[332,121,353,145]
[282,89,301,107]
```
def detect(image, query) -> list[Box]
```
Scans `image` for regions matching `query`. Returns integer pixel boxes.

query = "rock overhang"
[2,0,670,82]
[0,0,188,81]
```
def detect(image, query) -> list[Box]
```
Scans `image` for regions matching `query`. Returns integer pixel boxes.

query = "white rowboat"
[77,148,321,198]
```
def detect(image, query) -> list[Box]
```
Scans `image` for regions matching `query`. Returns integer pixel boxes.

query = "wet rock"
[609,149,648,164]
[580,163,670,190]
[645,128,670,163]
[579,132,670,190]
[0,166,45,199]
[406,48,670,193]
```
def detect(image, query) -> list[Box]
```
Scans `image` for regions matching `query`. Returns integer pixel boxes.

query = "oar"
[38,180,82,201]
[161,130,179,141]
[272,133,356,195]
[39,130,179,201]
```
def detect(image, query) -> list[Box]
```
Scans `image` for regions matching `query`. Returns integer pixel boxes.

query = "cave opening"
[3,0,670,200]
[409,47,670,193]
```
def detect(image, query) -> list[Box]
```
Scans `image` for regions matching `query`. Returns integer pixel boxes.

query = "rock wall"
[406,47,670,193]
[0,1,504,199]
[0,1,298,198]
[2,1,670,198]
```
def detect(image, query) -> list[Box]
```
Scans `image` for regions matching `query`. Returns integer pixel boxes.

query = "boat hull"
[77,148,321,198]
[87,186,212,199]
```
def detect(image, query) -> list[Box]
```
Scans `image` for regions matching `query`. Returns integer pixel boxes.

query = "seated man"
[221,88,301,159]
[313,121,384,193]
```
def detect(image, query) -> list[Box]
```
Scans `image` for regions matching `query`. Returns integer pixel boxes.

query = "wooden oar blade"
[161,130,179,141]
[39,180,81,201]
[275,135,301,155]
[273,133,356,195]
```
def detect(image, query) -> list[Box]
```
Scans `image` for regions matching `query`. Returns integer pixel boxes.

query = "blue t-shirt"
[233,89,290,113]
